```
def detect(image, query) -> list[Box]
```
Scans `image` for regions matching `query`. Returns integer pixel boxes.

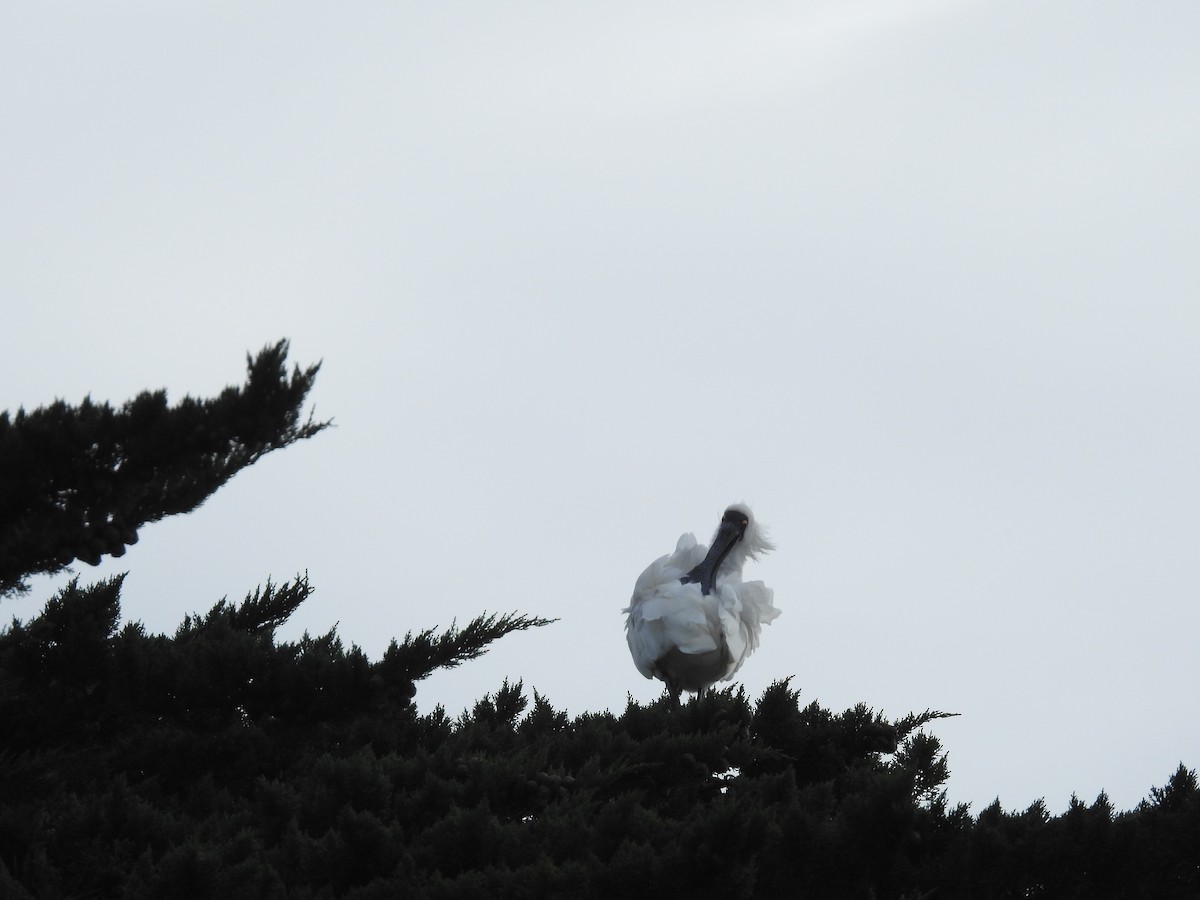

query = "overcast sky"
[3,1,1198,815]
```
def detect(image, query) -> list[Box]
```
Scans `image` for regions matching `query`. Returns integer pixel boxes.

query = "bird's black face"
[721,508,750,539]
[708,510,749,566]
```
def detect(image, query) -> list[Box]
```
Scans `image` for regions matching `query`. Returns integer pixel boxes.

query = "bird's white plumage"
[624,504,780,697]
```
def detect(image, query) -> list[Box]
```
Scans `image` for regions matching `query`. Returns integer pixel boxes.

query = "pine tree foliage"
[2,348,1198,898]
[0,340,329,597]
[2,575,1197,898]
[382,612,557,686]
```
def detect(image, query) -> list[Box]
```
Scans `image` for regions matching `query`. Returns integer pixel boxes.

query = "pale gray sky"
[3,1,1198,815]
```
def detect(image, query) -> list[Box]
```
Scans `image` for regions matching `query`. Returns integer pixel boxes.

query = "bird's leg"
[664,677,682,707]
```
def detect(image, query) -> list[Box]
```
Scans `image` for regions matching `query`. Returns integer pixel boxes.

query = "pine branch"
[894,708,960,741]
[228,576,314,633]
[0,340,330,598]
[174,575,314,638]
[383,612,556,682]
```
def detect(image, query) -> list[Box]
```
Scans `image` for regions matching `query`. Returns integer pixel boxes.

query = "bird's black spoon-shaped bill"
[680,515,747,596]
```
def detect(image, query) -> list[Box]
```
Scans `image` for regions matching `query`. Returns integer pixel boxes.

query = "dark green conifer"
[1,345,1198,898]
[0,339,328,598]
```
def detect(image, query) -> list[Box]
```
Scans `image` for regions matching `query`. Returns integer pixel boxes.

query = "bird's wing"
[638,582,718,652]
[627,582,721,679]
[630,533,705,597]
[716,580,780,680]
[625,532,719,678]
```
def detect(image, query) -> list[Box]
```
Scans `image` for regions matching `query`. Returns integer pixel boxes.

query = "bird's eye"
[742,519,749,527]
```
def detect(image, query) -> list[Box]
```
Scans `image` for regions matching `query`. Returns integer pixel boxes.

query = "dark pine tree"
[0,339,328,598]
[1,344,1198,899]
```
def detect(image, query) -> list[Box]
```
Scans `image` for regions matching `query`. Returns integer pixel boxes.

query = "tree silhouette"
[0,339,328,598]
[1,345,1197,898]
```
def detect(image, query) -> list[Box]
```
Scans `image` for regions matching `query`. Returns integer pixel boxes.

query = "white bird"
[624,504,780,701]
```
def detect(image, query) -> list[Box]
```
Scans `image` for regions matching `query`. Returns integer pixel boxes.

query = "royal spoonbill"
[624,504,779,701]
